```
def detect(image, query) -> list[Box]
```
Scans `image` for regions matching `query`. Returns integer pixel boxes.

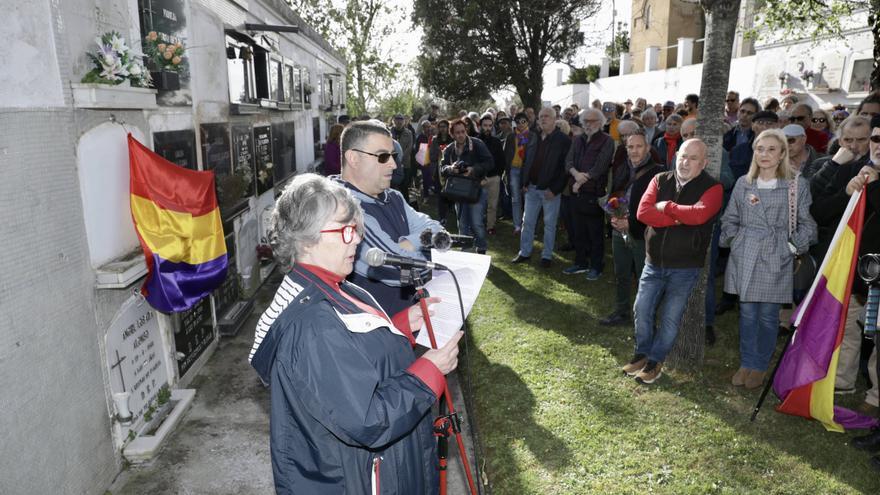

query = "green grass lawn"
[452,210,880,495]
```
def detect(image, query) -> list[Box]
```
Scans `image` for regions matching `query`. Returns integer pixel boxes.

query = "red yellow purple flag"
[128,134,228,313]
[772,189,878,432]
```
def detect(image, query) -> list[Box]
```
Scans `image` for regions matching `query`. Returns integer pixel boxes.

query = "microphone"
[364,247,448,271]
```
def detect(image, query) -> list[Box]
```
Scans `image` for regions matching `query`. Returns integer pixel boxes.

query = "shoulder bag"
[788,175,817,292]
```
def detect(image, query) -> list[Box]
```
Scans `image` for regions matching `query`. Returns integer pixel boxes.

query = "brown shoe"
[636,361,663,384]
[731,368,750,387]
[622,355,647,376]
[744,370,766,389]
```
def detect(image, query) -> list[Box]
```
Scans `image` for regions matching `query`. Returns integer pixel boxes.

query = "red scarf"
[664,133,679,166]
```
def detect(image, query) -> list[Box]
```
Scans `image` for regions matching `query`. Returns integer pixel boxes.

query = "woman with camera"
[250,174,462,494]
[720,129,817,389]
[440,118,493,254]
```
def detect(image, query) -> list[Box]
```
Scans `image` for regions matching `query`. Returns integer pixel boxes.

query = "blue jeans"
[634,263,701,363]
[519,185,561,260]
[508,168,523,230]
[455,187,488,251]
[738,302,781,371]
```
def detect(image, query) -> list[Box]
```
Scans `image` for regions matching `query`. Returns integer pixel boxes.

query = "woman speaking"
[251,174,462,494]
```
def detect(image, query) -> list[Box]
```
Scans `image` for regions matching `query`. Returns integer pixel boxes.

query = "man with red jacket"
[621,139,723,384]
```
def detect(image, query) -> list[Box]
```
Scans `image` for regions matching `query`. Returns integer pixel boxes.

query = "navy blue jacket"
[251,266,441,494]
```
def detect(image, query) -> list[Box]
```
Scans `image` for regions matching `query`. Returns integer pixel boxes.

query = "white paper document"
[415,249,491,349]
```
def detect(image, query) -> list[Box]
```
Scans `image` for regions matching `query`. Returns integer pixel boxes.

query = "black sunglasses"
[725,99,737,102]
[789,115,807,122]
[812,117,827,124]
[352,149,398,164]
[871,135,880,144]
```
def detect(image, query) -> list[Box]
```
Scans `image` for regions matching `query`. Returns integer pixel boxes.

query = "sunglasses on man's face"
[789,115,808,123]
[352,149,398,164]
[812,117,827,124]
[871,135,880,144]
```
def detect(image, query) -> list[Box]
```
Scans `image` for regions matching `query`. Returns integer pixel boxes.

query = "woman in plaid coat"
[720,129,817,389]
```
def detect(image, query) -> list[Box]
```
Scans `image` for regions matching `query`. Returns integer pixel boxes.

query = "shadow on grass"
[461,333,573,493]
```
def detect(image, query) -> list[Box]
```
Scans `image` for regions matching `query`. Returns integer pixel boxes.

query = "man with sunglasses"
[782,124,818,177]
[723,97,760,152]
[338,120,444,315]
[724,91,740,126]
[789,102,829,154]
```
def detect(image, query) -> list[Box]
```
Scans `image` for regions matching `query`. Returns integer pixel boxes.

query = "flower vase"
[150,70,180,91]
[112,391,132,424]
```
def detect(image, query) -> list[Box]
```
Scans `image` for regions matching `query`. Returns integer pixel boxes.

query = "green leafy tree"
[287,0,402,115]
[666,0,742,369]
[606,22,630,75]
[413,0,602,109]
[566,66,600,84]
[751,0,880,91]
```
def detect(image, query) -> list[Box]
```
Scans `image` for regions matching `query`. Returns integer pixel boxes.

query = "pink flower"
[171,56,181,65]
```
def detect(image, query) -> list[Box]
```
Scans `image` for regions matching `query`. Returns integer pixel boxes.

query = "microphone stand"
[407,268,480,495]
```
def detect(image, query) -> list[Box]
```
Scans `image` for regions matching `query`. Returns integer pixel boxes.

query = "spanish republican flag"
[128,134,228,313]
[773,190,878,432]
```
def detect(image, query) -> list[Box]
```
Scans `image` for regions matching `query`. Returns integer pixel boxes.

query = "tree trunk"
[871,1,880,91]
[666,0,741,370]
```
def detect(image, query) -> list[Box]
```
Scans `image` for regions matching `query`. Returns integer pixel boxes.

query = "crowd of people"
[249,90,880,491]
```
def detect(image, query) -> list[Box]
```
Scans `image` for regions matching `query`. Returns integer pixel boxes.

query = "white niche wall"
[76,122,146,269]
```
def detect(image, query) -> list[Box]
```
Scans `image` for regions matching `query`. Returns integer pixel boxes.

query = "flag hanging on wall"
[772,190,878,432]
[128,134,228,313]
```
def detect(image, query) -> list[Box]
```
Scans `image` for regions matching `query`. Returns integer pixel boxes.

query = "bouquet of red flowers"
[603,196,631,245]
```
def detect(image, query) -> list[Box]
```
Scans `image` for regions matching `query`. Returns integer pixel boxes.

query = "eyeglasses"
[789,115,808,122]
[352,149,397,164]
[811,117,827,124]
[871,135,880,144]
[320,224,359,244]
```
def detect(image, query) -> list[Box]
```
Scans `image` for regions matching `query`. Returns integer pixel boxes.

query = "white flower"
[110,35,128,54]
[129,63,142,76]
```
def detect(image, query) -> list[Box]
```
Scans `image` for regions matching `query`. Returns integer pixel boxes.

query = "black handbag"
[788,176,817,292]
[442,174,481,203]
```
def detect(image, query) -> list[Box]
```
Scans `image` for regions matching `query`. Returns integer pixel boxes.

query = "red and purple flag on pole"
[773,189,878,432]
[128,134,228,313]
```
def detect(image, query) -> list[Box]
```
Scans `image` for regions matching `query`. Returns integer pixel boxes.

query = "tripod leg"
[751,331,794,422]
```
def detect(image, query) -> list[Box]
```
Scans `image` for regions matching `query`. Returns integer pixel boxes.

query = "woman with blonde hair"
[719,128,817,389]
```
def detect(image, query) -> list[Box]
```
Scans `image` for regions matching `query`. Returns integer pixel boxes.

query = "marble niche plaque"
[105,295,169,423]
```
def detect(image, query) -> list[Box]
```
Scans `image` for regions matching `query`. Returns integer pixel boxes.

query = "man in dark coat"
[512,107,572,267]
[600,132,665,325]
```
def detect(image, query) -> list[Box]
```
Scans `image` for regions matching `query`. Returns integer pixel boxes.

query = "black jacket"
[611,157,666,241]
[479,132,506,177]
[521,128,572,195]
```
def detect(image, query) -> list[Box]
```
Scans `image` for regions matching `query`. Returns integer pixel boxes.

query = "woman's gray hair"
[270,173,364,266]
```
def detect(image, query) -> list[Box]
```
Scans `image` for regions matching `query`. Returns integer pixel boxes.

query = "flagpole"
[750,329,794,422]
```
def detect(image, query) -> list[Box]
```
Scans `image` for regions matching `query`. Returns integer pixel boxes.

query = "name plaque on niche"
[105,295,169,421]
[175,295,214,377]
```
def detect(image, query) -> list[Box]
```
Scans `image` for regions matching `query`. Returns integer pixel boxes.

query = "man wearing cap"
[602,101,622,143]
[623,99,634,120]
[658,101,675,133]
[723,97,761,152]
[783,124,818,177]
